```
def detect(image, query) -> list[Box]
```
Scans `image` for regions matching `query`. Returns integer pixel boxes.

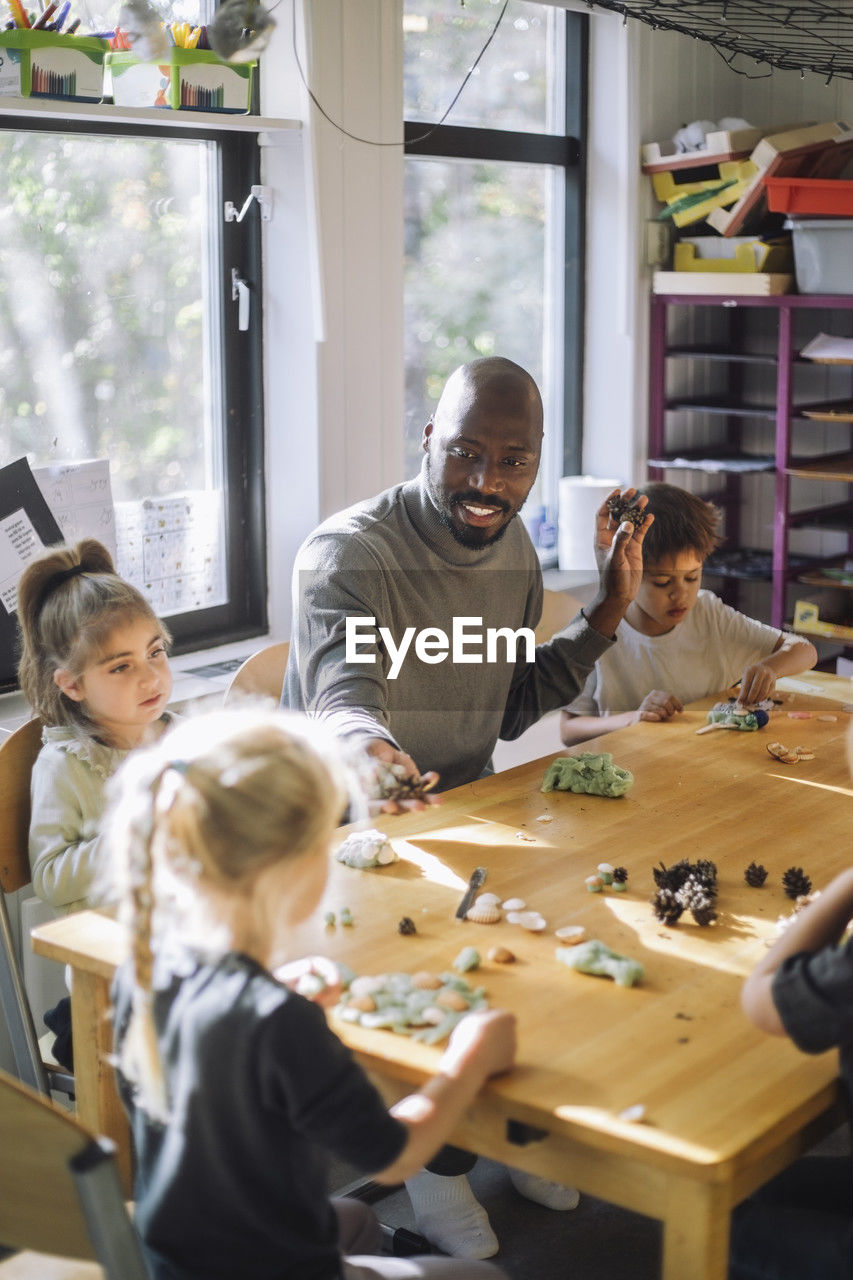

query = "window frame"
[403,9,588,481]
[0,112,267,666]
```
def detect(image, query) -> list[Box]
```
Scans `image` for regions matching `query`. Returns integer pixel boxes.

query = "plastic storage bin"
[766,177,853,216]
[106,48,254,113]
[0,30,106,102]
[785,218,853,294]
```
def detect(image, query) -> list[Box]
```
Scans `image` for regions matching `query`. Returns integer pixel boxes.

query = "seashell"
[818,714,838,722]
[787,711,812,719]
[555,925,585,944]
[502,898,526,911]
[475,892,502,907]
[618,1104,646,1123]
[517,910,546,932]
[535,813,553,823]
[466,901,502,923]
[348,994,377,1013]
[349,975,387,999]
[795,748,815,761]
[506,911,524,925]
[436,990,469,1012]
[766,741,796,762]
[585,874,604,892]
[412,972,443,990]
[487,946,516,963]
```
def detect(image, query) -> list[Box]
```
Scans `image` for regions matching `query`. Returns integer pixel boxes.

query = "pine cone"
[744,862,768,888]
[652,888,683,926]
[782,867,812,900]
[695,859,718,887]
[397,916,417,936]
[612,866,628,884]
[607,496,645,528]
[690,899,718,927]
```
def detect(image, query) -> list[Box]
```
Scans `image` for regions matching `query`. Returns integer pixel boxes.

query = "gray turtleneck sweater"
[282,471,614,792]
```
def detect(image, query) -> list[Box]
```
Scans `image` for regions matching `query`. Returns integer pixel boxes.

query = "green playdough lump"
[555,939,644,987]
[541,753,633,798]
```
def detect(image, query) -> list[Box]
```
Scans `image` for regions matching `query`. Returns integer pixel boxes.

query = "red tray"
[765,176,853,215]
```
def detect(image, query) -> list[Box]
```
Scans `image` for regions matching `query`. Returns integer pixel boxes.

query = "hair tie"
[37,562,88,614]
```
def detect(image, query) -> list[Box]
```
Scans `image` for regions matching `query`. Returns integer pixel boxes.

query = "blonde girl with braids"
[18,537,175,915]
[109,707,515,1280]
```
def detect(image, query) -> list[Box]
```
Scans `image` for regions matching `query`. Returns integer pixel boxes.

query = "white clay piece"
[334,828,398,869]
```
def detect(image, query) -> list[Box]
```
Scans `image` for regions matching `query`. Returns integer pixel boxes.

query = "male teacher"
[283,355,650,792]
[281,356,651,1260]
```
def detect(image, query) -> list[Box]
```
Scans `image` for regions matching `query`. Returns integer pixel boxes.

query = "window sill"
[0,96,301,134]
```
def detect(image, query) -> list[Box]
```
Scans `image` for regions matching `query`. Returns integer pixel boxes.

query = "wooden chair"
[535,587,582,643]
[223,640,290,705]
[0,717,73,1098]
[0,1069,149,1280]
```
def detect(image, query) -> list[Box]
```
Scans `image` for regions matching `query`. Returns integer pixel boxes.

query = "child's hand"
[739,663,776,706]
[637,690,683,722]
[440,1008,516,1082]
[275,956,345,1008]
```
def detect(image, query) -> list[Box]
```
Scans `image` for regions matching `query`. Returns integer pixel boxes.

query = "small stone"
[398,916,417,935]
[453,946,482,973]
[349,994,377,1013]
[324,911,336,927]
[818,715,838,722]
[340,907,354,926]
[412,972,443,989]
[436,989,469,1011]
[487,946,516,964]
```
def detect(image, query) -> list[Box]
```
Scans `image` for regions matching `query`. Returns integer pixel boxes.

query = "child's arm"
[739,634,819,705]
[373,1009,516,1183]
[29,753,105,910]
[561,690,684,747]
[742,868,853,1036]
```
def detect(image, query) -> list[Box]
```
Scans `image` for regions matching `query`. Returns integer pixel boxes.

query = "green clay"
[555,938,644,987]
[541,753,633,798]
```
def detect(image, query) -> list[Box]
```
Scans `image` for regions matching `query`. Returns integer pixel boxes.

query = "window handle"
[231,268,250,331]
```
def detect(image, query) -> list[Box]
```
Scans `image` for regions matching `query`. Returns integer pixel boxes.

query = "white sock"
[509,1168,581,1211]
[405,1170,499,1259]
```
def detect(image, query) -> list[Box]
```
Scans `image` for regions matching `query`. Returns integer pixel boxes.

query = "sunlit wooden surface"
[32,672,853,1277]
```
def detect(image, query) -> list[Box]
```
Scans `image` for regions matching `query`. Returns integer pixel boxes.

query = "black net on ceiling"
[584,1,853,82]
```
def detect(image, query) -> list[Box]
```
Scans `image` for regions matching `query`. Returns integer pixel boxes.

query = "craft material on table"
[334,828,397,869]
[455,866,487,919]
[541,752,633,797]
[696,701,770,734]
[336,971,488,1045]
[555,939,644,988]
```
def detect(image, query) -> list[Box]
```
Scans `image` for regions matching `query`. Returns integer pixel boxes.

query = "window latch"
[224,184,273,223]
[231,268,251,331]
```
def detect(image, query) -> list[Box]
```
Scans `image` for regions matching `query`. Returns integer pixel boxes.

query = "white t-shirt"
[566,590,783,717]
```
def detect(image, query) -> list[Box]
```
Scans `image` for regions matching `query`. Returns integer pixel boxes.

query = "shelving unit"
[648,292,853,639]
[0,95,300,134]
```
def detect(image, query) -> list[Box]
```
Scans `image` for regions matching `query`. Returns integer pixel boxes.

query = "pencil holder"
[0,30,107,102]
[105,48,255,113]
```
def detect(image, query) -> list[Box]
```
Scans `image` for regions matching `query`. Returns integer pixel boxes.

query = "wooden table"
[32,672,853,1278]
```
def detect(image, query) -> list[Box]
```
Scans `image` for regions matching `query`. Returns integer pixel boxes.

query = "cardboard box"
[708,121,853,237]
[794,597,853,641]
[674,236,793,274]
[106,48,254,113]
[0,30,106,102]
[652,271,792,296]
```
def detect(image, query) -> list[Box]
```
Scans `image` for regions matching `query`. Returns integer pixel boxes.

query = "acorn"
[744,862,768,888]
[782,867,812,900]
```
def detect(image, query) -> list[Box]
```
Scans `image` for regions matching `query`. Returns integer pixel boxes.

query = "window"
[0,102,266,682]
[403,0,586,554]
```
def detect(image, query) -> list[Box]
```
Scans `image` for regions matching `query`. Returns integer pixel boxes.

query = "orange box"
[765,177,853,216]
